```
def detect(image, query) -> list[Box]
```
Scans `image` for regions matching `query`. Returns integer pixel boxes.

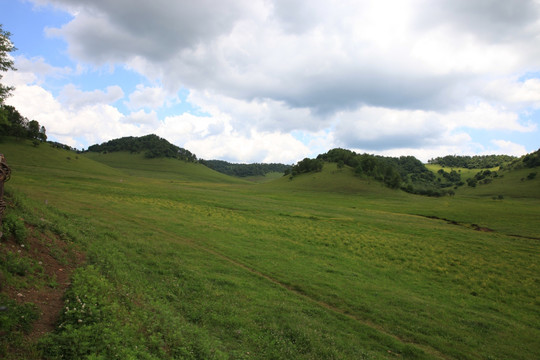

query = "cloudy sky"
[2,0,540,163]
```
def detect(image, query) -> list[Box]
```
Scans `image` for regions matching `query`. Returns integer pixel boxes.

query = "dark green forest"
[428,154,516,168]
[199,159,290,177]
[86,134,197,162]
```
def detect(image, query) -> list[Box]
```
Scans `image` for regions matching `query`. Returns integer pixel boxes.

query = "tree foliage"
[291,158,324,176]
[0,24,16,104]
[200,159,290,177]
[0,104,47,142]
[522,149,540,168]
[428,154,516,169]
[86,134,197,162]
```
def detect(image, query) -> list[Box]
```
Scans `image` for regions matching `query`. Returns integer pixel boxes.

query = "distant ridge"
[199,159,290,178]
[86,134,197,162]
[428,154,517,168]
[288,147,539,197]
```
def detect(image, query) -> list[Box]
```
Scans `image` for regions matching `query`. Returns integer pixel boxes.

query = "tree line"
[428,154,516,169]
[200,159,290,177]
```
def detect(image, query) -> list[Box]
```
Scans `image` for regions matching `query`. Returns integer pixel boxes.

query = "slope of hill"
[295,148,461,196]
[84,151,247,183]
[0,137,123,178]
[457,165,539,199]
[263,162,404,197]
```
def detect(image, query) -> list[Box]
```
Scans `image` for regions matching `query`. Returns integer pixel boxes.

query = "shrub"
[1,212,27,244]
[2,251,33,276]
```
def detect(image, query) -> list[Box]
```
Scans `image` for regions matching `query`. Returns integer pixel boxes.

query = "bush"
[2,251,33,276]
[1,212,27,244]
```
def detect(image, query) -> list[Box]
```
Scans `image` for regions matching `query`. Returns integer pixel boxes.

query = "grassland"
[1,138,539,359]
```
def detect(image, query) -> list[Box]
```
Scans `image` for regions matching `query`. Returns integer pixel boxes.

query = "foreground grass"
[1,139,539,359]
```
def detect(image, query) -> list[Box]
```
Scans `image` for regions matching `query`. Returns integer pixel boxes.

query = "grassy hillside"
[458,166,540,198]
[426,163,540,199]
[84,151,247,184]
[266,162,401,196]
[0,138,123,178]
[1,139,539,360]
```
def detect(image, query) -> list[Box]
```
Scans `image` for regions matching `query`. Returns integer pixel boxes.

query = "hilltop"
[86,134,197,162]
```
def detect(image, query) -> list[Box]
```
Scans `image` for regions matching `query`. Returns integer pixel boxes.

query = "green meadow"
[1,138,539,359]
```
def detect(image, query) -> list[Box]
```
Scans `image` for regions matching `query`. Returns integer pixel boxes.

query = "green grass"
[1,138,539,359]
[84,151,247,183]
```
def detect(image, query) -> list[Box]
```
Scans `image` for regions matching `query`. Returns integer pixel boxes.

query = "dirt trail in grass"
[2,226,85,342]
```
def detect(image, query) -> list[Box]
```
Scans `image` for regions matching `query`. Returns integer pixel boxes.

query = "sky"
[1,0,540,163]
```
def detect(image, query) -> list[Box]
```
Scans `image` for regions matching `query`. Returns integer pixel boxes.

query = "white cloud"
[125,84,178,110]
[13,55,71,83]
[44,0,261,63]
[37,0,540,117]
[334,106,446,151]
[8,0,540,161]
[5,83,141,149]
[489,140,528,156]
[445,103,536,132]
[123,109,159,126]
[333,103,535,153]
[184,130,311,164]
[154,110,311,163]
[4,55,71,86]
[187,90,319,134]
[59,84,124,110]
[483,77,540,109]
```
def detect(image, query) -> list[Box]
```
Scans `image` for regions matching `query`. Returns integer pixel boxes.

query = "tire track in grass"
[96,208,450,359]
[134,218,450,360]
[190,242,450,360]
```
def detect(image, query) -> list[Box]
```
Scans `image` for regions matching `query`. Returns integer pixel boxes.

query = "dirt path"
[2,226,85,343]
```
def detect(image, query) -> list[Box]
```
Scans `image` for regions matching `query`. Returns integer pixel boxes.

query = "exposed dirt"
[471,224,494,232]
[418,214,494,233]
[1,225,85,343]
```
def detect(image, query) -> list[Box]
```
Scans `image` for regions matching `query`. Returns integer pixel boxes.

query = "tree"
[27,120,40,139]
[0,24,16,104]
[38,125,47,142]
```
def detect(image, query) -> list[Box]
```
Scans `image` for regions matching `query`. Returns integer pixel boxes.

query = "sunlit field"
[1,138,539,359]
